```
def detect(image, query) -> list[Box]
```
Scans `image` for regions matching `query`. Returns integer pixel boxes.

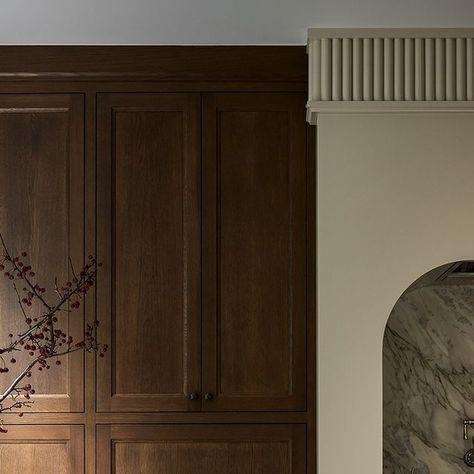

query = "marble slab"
[384,284,474,473]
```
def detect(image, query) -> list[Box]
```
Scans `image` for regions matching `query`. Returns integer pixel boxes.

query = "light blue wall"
[2,0,474,44]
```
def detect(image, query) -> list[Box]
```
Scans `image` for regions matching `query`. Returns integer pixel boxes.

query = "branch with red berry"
[0,233,107,432]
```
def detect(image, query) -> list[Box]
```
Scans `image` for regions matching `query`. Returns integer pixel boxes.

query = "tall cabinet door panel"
[202,93,307,411]
[97,424,305,474]
[0,425,84,474]
[0,94,84,413]
[97,93,201,412]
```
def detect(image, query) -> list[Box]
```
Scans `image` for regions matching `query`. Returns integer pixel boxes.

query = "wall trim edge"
[306,100,474,124]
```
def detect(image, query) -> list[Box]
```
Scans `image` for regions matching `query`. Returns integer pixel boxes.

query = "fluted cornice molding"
[307,28,474,124]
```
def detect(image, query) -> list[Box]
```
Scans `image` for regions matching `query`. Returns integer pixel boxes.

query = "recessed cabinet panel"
[202,93,307,411]
[0,425,84,474]
[97,424,305,474]
[96,94,201,412]
[0,94,84,413]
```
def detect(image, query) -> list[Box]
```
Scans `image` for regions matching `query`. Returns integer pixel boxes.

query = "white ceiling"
[2,0,474,45]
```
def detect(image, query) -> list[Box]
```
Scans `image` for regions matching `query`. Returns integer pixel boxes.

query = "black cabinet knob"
[188,392,199,401]
[204,393,214,401]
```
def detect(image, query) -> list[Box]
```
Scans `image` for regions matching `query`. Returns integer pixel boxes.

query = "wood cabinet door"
[0,94,84,413]
[202,93,307,411]
[0,425,84,473]
[96,93,202,412]
[97,424,305,474]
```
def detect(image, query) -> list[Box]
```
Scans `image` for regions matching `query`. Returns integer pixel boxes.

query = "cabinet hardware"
[204,393,214,401]
[188,392,200,401]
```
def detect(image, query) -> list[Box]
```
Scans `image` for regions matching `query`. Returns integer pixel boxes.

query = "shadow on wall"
[383,263,474,474]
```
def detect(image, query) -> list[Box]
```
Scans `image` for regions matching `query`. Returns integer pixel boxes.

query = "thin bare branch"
[0,359,38,403]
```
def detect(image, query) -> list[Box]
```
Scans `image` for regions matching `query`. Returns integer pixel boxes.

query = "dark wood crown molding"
[0,46,307,83]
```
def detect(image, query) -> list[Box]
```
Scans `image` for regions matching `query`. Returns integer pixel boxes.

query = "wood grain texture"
[0,48,314,474]
[0,425,84,473]
[96,93,201,412]
[202,93,307,411]
[97,424,305,474]
[84,91,97,474]
[0,94,84,413]
[0,47,307,84]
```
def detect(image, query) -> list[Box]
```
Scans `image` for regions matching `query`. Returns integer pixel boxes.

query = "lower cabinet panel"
[97,424,306,474]
[0,425,84,474]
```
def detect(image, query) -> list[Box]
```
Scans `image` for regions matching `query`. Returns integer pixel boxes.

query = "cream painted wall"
[317,112,474,473]
[2,0,474,44]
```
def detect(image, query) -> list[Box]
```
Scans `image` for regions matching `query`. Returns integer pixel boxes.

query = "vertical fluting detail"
[342,38,353,100]
[353,38,363,100]
[321,38,332,100]
[373,38,384,100]
[425,38,435,100]
[394,38,404,101]
[383,38,394,100]
[456,38,467,100]
[435,38,446,100]
[363,38,373,100]
[414,38,425,100]
[308,32,474,102]
[311,39,322,101]
[404,38,415,100]
[331,38,342,100]
[468,38,474,100]
[445,38,456,100]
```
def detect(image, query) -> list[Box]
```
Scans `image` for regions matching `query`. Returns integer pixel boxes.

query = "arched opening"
[384,262,474,473]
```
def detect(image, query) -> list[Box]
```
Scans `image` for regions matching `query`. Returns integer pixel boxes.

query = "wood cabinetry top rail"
[0,46,307,83]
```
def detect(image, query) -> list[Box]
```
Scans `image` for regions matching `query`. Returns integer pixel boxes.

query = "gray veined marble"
[384,284,474,473]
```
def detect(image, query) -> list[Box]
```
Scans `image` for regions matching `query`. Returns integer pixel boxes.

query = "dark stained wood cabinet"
[96,93,202,413]
[0,47,314,474]
[97,424,305,474]
[0,425,84,473]
[96,92,308,414]
[0,94,84,413]
[202,93,307,411]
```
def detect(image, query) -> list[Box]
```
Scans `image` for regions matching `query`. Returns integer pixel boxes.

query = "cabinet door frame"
[96,93,202,412]
[0,94,85,413]
[97,423,306,474]
[201,93,307,412]
[0,424,84,473]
